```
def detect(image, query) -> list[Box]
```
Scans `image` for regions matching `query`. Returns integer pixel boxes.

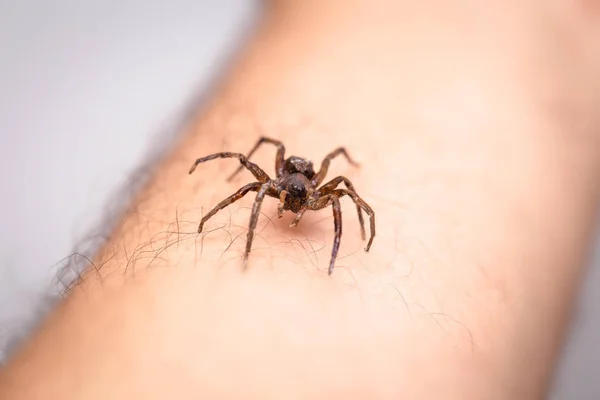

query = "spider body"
[189,137,375,275]
[281,172,311,212]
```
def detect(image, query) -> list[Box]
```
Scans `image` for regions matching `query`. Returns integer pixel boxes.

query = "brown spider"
[188,137,375,275]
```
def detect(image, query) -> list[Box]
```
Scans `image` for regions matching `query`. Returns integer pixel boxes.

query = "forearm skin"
[1,2,600,399]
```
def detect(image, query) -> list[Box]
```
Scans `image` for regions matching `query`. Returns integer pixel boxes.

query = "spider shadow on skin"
[269,209,328,269]
[217,204,329,273]
[226,202,366,276]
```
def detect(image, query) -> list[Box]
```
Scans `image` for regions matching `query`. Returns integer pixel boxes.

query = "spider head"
[283,156,315,179]
[281,173,311,213]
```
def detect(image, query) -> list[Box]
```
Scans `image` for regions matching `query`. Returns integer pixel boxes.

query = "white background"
[0,1,598,397]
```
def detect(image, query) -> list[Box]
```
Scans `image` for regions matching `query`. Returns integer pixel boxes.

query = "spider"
[188,137,375,275]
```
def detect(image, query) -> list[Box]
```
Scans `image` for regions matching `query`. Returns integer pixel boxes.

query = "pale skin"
[2,1,600,398]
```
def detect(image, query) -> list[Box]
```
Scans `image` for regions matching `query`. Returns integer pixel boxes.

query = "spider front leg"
[189,152,270,183]
[328,196,342,275]
[318,176,366,240]
[227,137,286,181]
[196,182,262,233]
[244,182,272,267]
[308,194,342,275]
[330,189,375,252]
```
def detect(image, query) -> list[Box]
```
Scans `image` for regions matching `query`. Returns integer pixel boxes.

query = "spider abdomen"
[284,156,315,179]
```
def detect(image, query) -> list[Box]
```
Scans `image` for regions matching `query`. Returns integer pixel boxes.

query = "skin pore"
[2,1,600,398]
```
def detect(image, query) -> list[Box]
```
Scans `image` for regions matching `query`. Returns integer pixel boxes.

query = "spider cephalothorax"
[189,137,375,275]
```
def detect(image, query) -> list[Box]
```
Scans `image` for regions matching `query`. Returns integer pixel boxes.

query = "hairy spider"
[188,137,375,275]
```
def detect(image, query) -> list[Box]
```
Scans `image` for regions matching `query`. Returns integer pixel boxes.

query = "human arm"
[2,1,600,398]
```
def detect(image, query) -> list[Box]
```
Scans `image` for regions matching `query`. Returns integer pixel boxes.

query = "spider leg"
[330,189,375,252]
[308,194,342,275]
[196,182,262,233]
[312,147,360,187]
[227,137,286,181]
[290,206,307,228]
[329,196,342,275]
[244,182,271,267]
[317,176,365,240]
[189,152,270,183]
[277,190,287,218]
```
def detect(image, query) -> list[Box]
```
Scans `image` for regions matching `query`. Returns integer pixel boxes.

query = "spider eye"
[288,183,307,199]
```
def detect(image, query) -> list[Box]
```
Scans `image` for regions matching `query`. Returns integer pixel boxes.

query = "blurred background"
[0,1,598,398]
